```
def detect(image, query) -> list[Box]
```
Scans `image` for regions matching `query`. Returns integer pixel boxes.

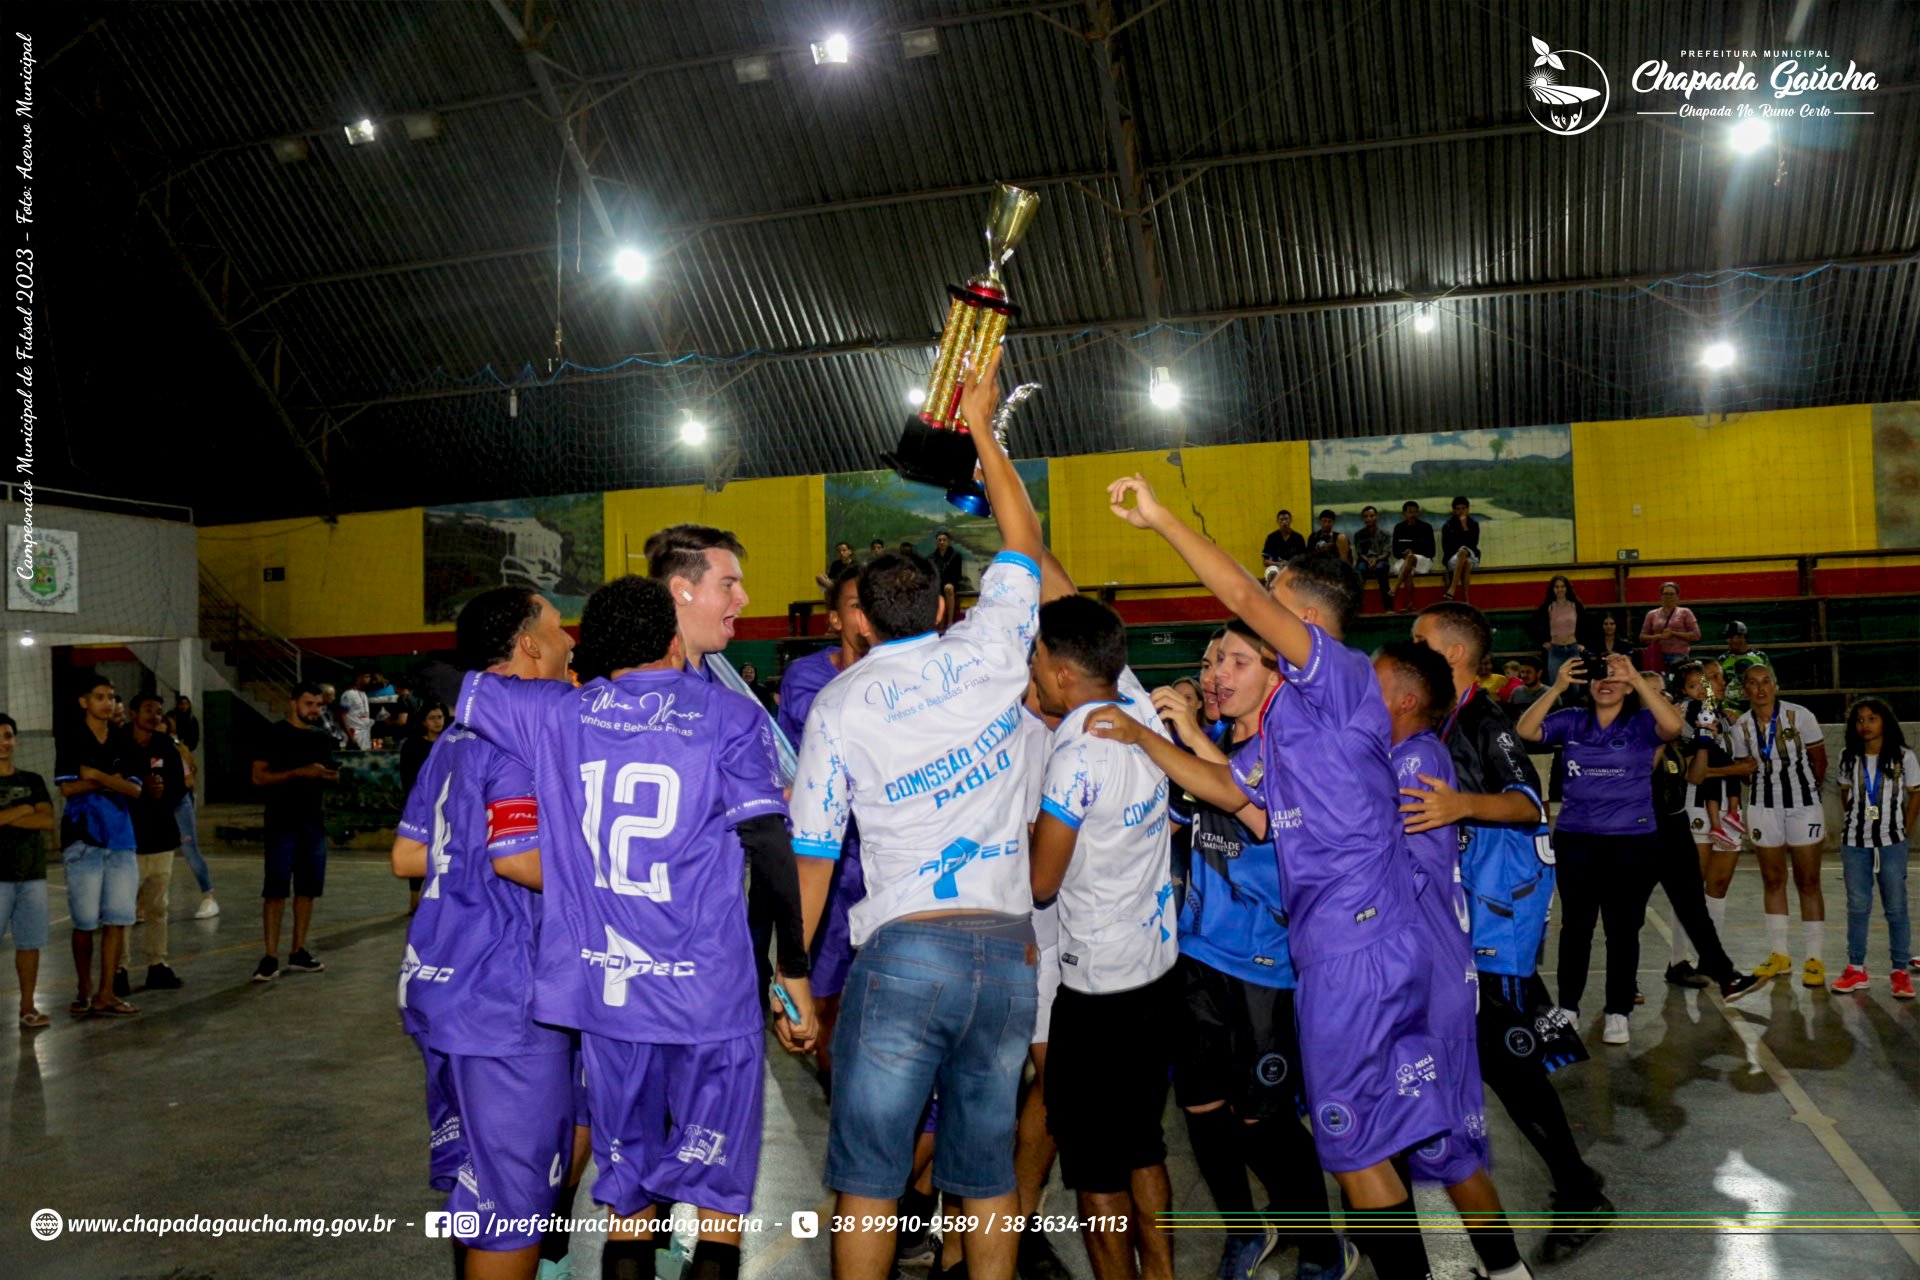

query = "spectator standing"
[56,674,144,1018]
[1528,576,1588,686]
[316,683,349,751]
[172,696,201,752]
[1440,496,1481,603]
[124,694,186,991]
[736,662,779,714]
[1516,653,1687,1045]
[0,712,56,1028]
[1260,509,1306,569]
[1351,505,1394,611]
[338,672,373,751]
[930,530,966,625]
[1391,501,1436,613]
[250,683,340,982]
[1716,622,1770,714]
[167,720,217,918]
[1831,698,1917,997]
[818,540,858,589]
[1638,582,1701,673]
[1305,510,1350,563]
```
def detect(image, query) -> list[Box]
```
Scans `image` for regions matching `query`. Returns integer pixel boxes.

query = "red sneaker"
[1830,966,1870,994]
[1893,971,1915,1000]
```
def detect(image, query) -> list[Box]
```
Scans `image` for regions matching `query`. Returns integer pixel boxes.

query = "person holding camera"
[1515,652,1687,1046]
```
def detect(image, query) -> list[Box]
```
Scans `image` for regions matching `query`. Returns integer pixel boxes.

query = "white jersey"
[791,552,1041,946]
[1730,701,1822,810]
[1015,708,1059,951]
[1039,670,1178,994]
[1839,748,1918,848]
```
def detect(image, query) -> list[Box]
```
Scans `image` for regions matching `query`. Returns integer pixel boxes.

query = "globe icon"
[32,1207,64,1241]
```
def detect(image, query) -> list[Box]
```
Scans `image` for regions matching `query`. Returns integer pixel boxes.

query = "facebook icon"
[423,1211,452,1238]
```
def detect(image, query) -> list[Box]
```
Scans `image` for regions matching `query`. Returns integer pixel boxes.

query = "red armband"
[486,797,539,844]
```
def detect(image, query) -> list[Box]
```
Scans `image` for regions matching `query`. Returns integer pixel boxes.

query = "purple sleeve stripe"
[395,821,430,842]
[1040,796,1083,830]
[486,836,540,857]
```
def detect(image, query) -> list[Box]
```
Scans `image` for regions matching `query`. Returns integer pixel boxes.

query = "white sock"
[1670,922,1693,965]
[1766,912,1790,956]
[1487,1264,1532,1280]
[1706,895,1727,931]
[1803,920,1825,963]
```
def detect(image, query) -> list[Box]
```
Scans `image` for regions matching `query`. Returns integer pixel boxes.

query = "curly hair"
[573,576,679,681]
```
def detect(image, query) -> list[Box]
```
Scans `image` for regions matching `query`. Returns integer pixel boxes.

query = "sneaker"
[1752,951,1793,979]
[1708,825,1739,852]
[1721,809,1746,839]
[194,895,220,919]
[1721,972,1768,1002]
[113,968,131,998]
[1801,957,1826,988]
[894,1220,937,1267]
[286,948,325,973]
[1602,1013,1630,1044]
[1216,1230,1279,1280]
[144,963,184,990]
[1893,971,1915,999]
[1537,1179,1614,1265]
[1830,965,1870,994]
[1017,1228,1072,1280]
[1910,957,1919,972]
[251,955,280,983]
[534,1259,572,1280]
[1296,1236,1361,1280]
[1665,961,1711,989]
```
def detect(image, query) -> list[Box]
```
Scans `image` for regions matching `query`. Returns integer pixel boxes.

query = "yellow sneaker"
[1801,958,1826,988]
[1752,952,1793,979]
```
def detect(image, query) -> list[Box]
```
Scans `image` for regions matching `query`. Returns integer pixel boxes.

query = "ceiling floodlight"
[17,633,34,647]
[733,55,772,83]
[1149,367,1182,410]
[902,28,939,59]
[812,33,851,65]
[343,118,377,146]
[1414,308,1437,333]
[613,248,649,283]
[1699,341,1737,370]
[906,386,927,406]
[680,415,709,446]
[1728,117,1770,154]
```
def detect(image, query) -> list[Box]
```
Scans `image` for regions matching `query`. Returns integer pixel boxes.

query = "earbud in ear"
[681,591,693,602]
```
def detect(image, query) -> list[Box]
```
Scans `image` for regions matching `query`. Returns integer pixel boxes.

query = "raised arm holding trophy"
[887,181,1043,515]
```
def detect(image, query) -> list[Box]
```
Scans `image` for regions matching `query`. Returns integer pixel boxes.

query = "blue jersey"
[396,727,566,1056]
[458,668,788,1045]
[1438,688,1554,977]
[1178,734,1295,988]
[1230,624,1415,968]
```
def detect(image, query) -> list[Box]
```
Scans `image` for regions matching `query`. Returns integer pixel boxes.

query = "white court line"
[1645,906,1920,1265]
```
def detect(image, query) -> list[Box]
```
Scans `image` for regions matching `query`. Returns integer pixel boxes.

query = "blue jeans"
[0,877,49,949]
[1545,643,1582,686]
[175,794,212,894]
[1841,843,1911,970]
[826,921,1037,1199]
[62,843,139,931]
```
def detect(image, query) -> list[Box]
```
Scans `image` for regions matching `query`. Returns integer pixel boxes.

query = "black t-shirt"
[173,710,201,752]
[1261,529,1306,563]
[1442,687,1543,825]
[930,545,964,588]
[129,733,187,854]
[0,770,52,881]
[1441,517,1481,561]
[55,723,143,849]
[256,720,336,828]
[1392,519,1436,560]
[1306,529,1342,557]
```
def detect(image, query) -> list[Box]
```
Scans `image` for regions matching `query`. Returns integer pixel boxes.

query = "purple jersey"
[1536,707,1665,835]
[778,646,842,746]
[457,668,788,1045]
[1230,624,1413,968]
[1389,729,1464,896]
[397,727,565,1057]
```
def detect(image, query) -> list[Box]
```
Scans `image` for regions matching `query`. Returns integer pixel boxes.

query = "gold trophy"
[886,181,1042,515]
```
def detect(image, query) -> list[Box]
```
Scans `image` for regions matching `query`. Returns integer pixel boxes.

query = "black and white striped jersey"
[1839,748,1918,847]
[1730,701,1823,809]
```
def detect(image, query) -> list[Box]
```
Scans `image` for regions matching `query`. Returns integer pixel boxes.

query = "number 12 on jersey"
[579,760,680,900]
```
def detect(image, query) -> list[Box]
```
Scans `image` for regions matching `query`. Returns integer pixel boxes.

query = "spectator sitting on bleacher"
[1305,510,1350,562]
[1352,506,1394,612]
[1639,582,1702,673]
[1260,509,1307,569]
[1717,622,1770,714]
[1440,496,1480,603]
[1475,653,1516,701]
[1391,500,1437,613]
[1506,654,1549,711]
[817,540,857,589]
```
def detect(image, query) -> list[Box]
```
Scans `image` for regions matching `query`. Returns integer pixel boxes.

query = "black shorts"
[1045,968,1179,1193]
[1171,953,1303,1123]
[263,821,328,900]
[1476,971,1588,1077]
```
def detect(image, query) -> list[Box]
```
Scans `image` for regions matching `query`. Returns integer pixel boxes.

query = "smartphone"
[770,980,801,1024]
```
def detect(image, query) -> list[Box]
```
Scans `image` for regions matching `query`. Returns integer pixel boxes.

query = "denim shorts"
[264,821,329,899]
[826,921,1038,1200]
[0,877,49,949]
[63,843,139,931]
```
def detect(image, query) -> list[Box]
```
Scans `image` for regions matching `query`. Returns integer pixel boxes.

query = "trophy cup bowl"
[885,182,1041,513]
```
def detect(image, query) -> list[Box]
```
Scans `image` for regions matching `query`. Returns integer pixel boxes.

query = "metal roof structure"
[31,0,1920,520]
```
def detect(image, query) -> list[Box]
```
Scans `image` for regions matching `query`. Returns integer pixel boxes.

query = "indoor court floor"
[3,832,1916,1279]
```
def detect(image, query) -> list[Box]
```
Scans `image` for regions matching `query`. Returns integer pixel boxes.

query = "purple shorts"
[810,842,867,999]
[582,1032,764,1216]
[419,1042,574,1249]
[1405,888,1490,1186]
[1295,936,1450,1173]
[571,1039,591,1128]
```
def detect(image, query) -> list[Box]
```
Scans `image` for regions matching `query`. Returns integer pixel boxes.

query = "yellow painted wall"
[602,475,824,619]
[1573,405,1876,561]
[1049,441,1311,588]
[198,510,429,639]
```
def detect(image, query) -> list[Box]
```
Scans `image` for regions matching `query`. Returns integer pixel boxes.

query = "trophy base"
[885,418,991,518]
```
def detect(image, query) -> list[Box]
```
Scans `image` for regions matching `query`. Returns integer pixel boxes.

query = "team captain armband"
[485,796,539,845]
